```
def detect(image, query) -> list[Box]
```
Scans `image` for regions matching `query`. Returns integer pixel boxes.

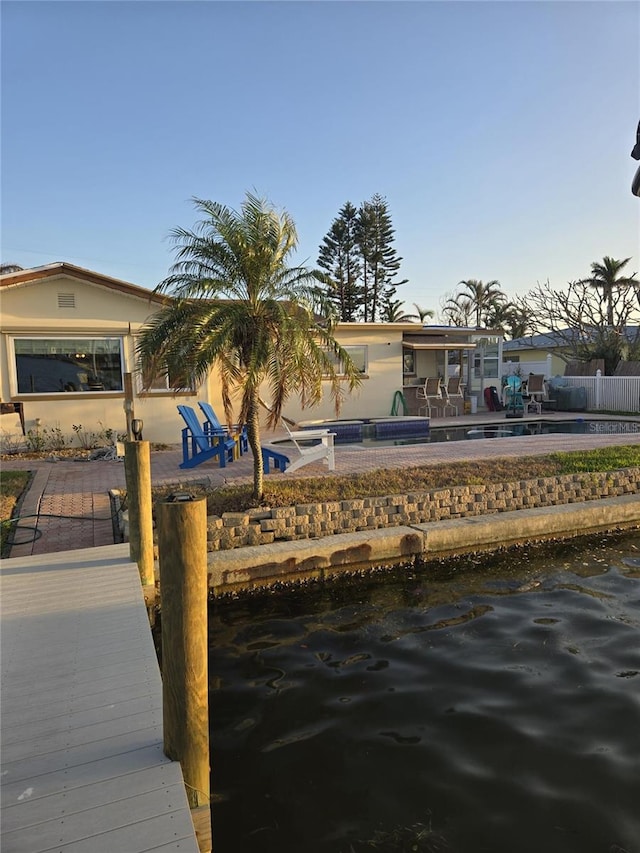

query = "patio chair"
[198,401,249,457]
[177,404,236,469]
[443,376,465,416]
[416,377,455,417]
[265,419,336,474]
[503,376,524,419]
[524,374,546,415]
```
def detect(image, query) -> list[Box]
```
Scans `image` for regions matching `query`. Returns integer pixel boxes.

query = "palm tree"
[484,299,535,340]
[579,256,638,328]
[441,294,474,326]
[411,303,435,324]
[137,193,362,501]
[0,263,24,274]
[457,279,504,327]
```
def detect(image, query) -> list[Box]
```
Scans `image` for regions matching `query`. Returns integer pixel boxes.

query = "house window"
[325,345,368,375]
[402,348,415,376]
[138,365,196,393]
[13,337,124,393]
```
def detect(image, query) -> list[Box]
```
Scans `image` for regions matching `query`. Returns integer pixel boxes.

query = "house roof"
[503,330,574,351]
[0,262,169,304]
[504,327,640,352]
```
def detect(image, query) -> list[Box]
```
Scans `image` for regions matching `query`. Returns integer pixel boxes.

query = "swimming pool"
[431,418,640,443]
[299,418,640,446]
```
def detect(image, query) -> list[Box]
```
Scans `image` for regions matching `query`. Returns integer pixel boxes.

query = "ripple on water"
[210,536,640,853]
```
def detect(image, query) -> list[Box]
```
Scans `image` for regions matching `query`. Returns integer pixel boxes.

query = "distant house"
[1,263,505,444]
[503,328,640,379]
[502,332,570,378]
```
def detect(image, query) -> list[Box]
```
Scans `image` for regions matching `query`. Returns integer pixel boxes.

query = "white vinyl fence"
[562,372,640,413]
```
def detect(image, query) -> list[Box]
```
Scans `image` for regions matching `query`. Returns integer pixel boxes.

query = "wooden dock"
[0,543,200,853]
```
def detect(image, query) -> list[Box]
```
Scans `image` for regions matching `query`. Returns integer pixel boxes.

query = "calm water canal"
[208,532,640,853]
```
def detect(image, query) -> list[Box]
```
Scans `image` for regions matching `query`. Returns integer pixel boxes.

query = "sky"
[2,0,639,316]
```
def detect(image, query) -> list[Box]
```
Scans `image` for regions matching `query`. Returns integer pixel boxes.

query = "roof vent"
[57,292,76,308]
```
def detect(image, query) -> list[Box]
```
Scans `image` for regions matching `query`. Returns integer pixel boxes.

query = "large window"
[14,337,124,393]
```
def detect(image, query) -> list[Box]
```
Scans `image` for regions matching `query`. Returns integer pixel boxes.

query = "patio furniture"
[198,401,248,457]
[177,404,236,469]
[504,375,524,419]
[261,445,291,473]
[443,377,465,416]
[525,374,546,414]
[272,420,336,473]
[416,377,455,417]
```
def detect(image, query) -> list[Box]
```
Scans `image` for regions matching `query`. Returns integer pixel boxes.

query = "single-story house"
[1,263,504,445]
[502,332,568,378]
[503,327,640,379]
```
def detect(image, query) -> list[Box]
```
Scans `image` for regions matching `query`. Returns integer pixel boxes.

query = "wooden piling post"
[124,440,155,587]
[157,496,211,852]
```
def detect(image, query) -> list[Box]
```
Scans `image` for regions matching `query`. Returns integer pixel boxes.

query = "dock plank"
[0,544,199,853]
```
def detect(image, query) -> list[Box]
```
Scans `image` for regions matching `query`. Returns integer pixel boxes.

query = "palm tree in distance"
[441,294,474,327]
[457,279,504,327]
[0,263,24,274]
[381,299,435,322]
[579,256,638,328]
[411,303,435,324]
[137,193,362,500]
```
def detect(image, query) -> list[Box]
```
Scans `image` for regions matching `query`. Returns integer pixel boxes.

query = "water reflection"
[209,531,640,853]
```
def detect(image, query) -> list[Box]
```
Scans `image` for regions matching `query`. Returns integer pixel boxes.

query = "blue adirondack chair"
[177,405,236,469]
[198,401,249,456]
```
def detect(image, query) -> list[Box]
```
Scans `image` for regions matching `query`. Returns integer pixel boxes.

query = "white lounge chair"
[280,420,336,473]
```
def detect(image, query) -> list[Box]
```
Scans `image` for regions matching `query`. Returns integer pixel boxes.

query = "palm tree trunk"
[246,390,264,501]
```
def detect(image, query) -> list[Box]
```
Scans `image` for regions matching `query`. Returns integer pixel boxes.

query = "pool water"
[429,419,640,444]
[327,419,640,447]
[209,532,640,853]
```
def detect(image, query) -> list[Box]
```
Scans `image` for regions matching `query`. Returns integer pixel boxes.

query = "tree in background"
[0,263,24,274]
[381,299,416,322]
[410,303,436,324]
[317,194,407,322]
[523,257,640,374]
[137,192,361,500]
[456,279,505,327]
[440,292,475,326]
[356,194,408,322]
[578,256,638,328]
[317,201,361,321]
[484,296,535,340]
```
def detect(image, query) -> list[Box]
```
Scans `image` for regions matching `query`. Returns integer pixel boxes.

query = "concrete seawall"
[207,494,640,595]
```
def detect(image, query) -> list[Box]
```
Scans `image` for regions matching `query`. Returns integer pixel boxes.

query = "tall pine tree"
[318,194,407,322]
[356,194,407,322]
[317,201,361,321]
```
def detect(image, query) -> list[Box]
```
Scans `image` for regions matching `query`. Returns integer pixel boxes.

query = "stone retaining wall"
[206,467,640,551]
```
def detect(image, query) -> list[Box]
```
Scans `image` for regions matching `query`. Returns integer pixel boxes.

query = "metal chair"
[443,376,465,416]
[525,375,546,414]
[416,377,455,417]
